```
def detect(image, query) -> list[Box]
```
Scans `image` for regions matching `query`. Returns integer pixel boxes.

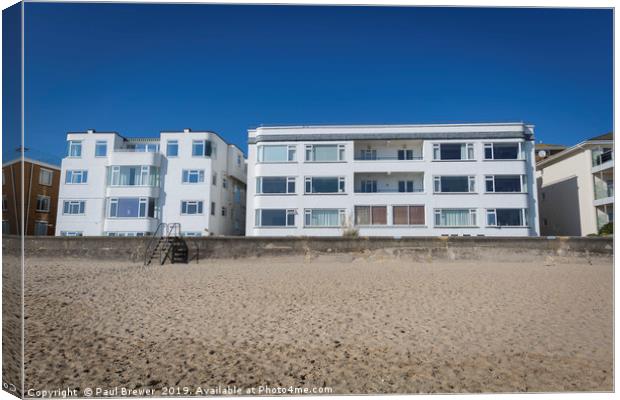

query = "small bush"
[598,222,613,236]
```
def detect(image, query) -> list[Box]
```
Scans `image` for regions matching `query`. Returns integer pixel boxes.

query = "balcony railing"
[593,150,613,167]
[354,188,424,193]
[354,155,423,161]
[595,182,614,200]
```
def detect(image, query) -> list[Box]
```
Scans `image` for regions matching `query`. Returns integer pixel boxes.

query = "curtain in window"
[371,206,387,225]
[441,209,470,226]
[310,210,340,226]
[409,206,424,224]
[460,144,467,160]
[393,206,408,225]
[355,206,370,225]
[313,145,338,161]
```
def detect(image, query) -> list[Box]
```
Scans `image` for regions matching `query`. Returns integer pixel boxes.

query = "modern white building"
[537,132,613,236]
[55,129,246,237]
[246,123,540,237]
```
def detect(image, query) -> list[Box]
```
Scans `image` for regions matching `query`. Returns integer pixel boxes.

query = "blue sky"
[5,3,614,164]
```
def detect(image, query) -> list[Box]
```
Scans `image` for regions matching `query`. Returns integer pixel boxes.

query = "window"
[398,181,419,193]
[211,202,215,216]
[39,169,53,186]
[258,145,296,162]
[223,178,228,189]
[60,231,82,237]
[393,205,425,225]
[237,155,242,165]
[36,195,50,212]
[95,141,107,157]
[221,207,227,217]
[355,206,387,225]
[63,200,86,215]
[68,141,82,157]
[167,140,179,157]
[2,196,7,211]
[108,166,159,187]
[433,176,476,193]
[434,209,477,227]
[181,201,204,215]
[2,220,9,234]
[304,209,345,227]
[182,170,205,184]
[359,149,377,160]
[65,170,88,184]
[360,180,377,193]
[432,143,474,160]
[485,175,525,193]
[254,209,296,227]
[109,198,155,218]
[131,143,159,153]
[484,143,522,160]
[256,177,296,194]
[34,221,48,236]
[192,140,212,157]
[212,173,217,186]
[182,232,202,237]
[305,144,345,162]
[304,177,345,194]
[107,232,147,237]
[397,149,415,160]
[486,209,528,227]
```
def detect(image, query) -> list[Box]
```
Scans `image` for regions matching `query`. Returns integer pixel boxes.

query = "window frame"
[303,208,346,228]
[108,197,153,219]
[180,200,204,216]
[483,142,523,161]
[67,140,82,157]
[181,169,205,184]
[484,175,526,193]
[304,144,346,162]
[392,205,425,226]
[433,175,476,193]
[354,205,388,226]
[304,176,346,194]
[255,209,297,227]
[486,208,528,227]
[65,169,88,185]
[257,144,297,163]
[432,143,475,161]
[256,176,296,195]
[167,140,179,157]
[36,195,51,212]
[34,220,48,236]
[95,140,108,157]
[62,200,86,215]
[39,168,53,186]
[433,208,478,227]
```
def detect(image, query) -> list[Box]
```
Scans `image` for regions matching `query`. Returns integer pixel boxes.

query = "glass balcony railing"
[593,150,613,167]
[354,187,424,193]
[354,155,423,161]
[594,181,614,200]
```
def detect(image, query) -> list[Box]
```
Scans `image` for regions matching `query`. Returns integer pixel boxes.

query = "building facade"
[537,132,613,236]
[2,158,61,235]
[55,129,246,237]
[246,123,539,237]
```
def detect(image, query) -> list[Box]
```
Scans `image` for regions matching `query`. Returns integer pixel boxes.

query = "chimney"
[87,129,95,134]
[183,128,191,133]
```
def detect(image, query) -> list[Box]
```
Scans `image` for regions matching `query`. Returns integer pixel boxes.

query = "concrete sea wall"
[3,235,613,263]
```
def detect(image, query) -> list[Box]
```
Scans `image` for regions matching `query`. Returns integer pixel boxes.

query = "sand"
[21,254,612,394]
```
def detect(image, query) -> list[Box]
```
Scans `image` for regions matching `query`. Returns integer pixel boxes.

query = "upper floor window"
[2,196,7,211]
[192,140,212,157]
[484,142,523,160]
[39,169,53,186]
[592,147,613,167]
[255,209,296,227]
[360,179,377,193]
[304,209,345,227]
[212,172,217,186]
[237,155,242,165]
[433,143,474,161]
[68,141,82,157]
[95,141,107,157]
[397,149,418,160]
[130,143,159,153]
[358,149,377,160]
[63,200,86,215]
[222,177,228,189]
[485,175,526,193]
[434,208,477,227]
[256,177,296,194]
[108,166,160,187]
[258,145,296,163]
[182,169,204,184]
[486,208,528,227]
[305,144,345,162]
[167,140,179,157]
[65,170,88,184]
[36,195,50,212]
[433,176,475,193]
[304,177,345,194]
[180,200,203,215]
[109,197,155,218]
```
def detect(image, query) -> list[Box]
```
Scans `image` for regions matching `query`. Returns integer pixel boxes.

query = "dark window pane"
[397,150,405,160]
[496,209,522,226]
[486,179,494,192]
[440,144,462,160]
[312,177,338,193]
[261,210,286,226]
[262,177,287,193]
[440,176,469,192]
[398,181,405,192]
[494,176,521,192]
[117,198,139,218]
[485,147,493,159]
[493,143,518,159]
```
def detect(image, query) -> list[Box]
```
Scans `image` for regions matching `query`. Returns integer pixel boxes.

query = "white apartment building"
[55,129,246,237]
[246,123,540,237]
[537,132,613,236]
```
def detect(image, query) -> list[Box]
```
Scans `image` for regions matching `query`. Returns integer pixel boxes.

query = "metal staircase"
[144,223,189,266]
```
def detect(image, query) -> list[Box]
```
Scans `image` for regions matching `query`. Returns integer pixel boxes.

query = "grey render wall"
[4,235,613,263]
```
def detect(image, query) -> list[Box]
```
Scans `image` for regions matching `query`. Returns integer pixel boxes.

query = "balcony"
[353,140,424,172]
[110,150,162,166]
[592,148,613,173]
[354,172,424,194]
[593,169,614,206]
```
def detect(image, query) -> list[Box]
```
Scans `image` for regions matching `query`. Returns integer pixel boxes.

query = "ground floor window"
[355,205,387,225]
[393,205,425,225]
[63,200,86,215]
[109,197,155,218]
[106,232,148,237]
[60,231,83,237]
[434,209,477,227]
[34,221,48,236]
[304,209,345,227]
[255,209,296,227]
[181,231,202,237]
[486,208,528,227]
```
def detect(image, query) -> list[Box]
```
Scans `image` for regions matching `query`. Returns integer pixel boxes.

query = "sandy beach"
[21,254,612,394]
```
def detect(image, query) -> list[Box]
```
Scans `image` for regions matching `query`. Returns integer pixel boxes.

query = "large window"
[486,208,528,227]
[304,209,345,227]
[34,221,48,236]
[255,209,296,227]
[192,140,213,157]
[305,144,345,162]
[355,206,387,225]
[258,145,296,162]
[484,143,522,160]
[393,205,425,225]
[433,176,475,193]
[167,140,179,157]
[182,169,205,184]
[108,197,155,218]
[39,169,53,186]
[108,166,160,187]
[63,200,86,215]
[256,177,296,194]
[434,209,477,227]
[65,170,88,184]
[181,201,204,215]
[68,140,82,157]
[305,177,345,194]
[485,175,525,193]
[358,149,377,160]
[95,141,107,157]
[432,143,474,160]
[36,195,50,212]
